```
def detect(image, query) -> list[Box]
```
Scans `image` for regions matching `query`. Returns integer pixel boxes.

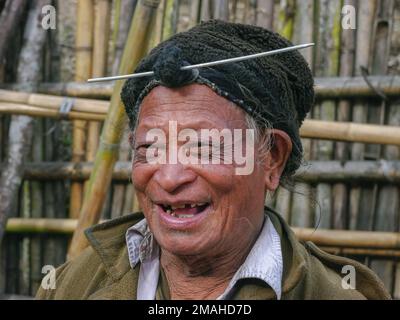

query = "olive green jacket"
[36,208,391,300]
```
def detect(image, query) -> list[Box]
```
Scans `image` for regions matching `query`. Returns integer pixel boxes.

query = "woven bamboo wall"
[0,0,399,298]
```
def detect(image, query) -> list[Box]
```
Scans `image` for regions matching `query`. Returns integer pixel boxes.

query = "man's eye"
[135,144,151,151]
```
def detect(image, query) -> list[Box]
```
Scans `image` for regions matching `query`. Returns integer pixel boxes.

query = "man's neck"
[159,232,259,300]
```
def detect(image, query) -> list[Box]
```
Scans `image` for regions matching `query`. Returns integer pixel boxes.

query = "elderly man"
[37,20,390,300]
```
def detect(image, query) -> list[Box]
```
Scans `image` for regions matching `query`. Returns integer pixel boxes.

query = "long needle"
[87,43,315,83]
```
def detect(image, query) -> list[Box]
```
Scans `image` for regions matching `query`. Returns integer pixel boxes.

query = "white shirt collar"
[125,216,283,300]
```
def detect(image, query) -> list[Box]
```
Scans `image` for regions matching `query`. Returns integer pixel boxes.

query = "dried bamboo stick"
[2,102,400,146]
[320,247,400,258]
[387,1,400,300]
[6,218,400,251]
[289,0,314,228]
[71,0,94,219]
[0,89,109,114]
[313,0,342,229]
[368,0,396,292]
[110,0,137,219]
[3,76,400,99]
[273,0,296,225]
[333,0,356,230]
[300,119,400,146]
[256,0,274,30]
[0,102,105,121]
[86,0,111,165]
[68,0,161,260]
[6,160,400,183]
[111,0,137,75]
[350,0,378,234]
[293,227,400,250]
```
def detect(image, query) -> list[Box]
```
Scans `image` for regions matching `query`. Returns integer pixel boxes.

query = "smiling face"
[131,84,291,258]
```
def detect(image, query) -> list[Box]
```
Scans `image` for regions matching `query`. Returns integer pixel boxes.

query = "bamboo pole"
[3,76,400,99]
[188,0,201,28]
[2,103,400,146]
[350,0,377,233]
[0,89,109,113]
[256,0,274,30]
[213,0,230,21]
[321,247,400,258]
[110,0,138,219]
[274,0,296,224]
[71,0,94,219]
[161,0,179,41]
[5,160,400,183]
[68,0,161,260]
[275,0,295,40]
[86,0,111,163]
[313,0,342,229]
[333,0,356,230]
[289,0,314,228]
[300,119,400,146]
[368,0,396,294]
[83,0,111,219]
[111,0,137,75]
[6,218,400,251]
[293,227,400,250]
[0,103,105,121]
[388,1,400,300]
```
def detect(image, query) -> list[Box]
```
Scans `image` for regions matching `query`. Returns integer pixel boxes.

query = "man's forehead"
[137,84,248,128]
[140,84,227,109]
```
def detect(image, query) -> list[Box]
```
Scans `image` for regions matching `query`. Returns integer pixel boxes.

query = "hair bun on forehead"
[152,43,199,87]
[121,20,314,178]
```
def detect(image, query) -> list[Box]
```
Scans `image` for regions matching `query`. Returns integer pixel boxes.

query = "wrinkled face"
[132,84,278,257]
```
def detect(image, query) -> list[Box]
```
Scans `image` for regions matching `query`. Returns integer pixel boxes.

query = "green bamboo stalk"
[68,0,161,260]
[162,0,179,41]
[276,0,295,40]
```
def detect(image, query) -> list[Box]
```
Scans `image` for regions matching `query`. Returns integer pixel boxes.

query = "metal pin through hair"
[87,43,315,83]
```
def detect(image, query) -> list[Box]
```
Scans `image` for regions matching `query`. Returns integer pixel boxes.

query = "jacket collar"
[84,208,306,298]
[84,212,145,281]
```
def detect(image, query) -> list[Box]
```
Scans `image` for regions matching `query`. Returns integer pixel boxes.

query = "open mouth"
[158,203,210,218]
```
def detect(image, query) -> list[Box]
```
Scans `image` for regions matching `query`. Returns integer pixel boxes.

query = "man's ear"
[263,129,292,191]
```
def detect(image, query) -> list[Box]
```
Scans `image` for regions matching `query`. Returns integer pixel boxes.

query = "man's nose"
[153,164,197,193]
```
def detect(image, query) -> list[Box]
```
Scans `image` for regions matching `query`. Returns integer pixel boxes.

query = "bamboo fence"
[0,0,400,298]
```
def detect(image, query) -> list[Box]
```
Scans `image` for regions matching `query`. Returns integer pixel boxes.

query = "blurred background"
[0,0,399,299]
